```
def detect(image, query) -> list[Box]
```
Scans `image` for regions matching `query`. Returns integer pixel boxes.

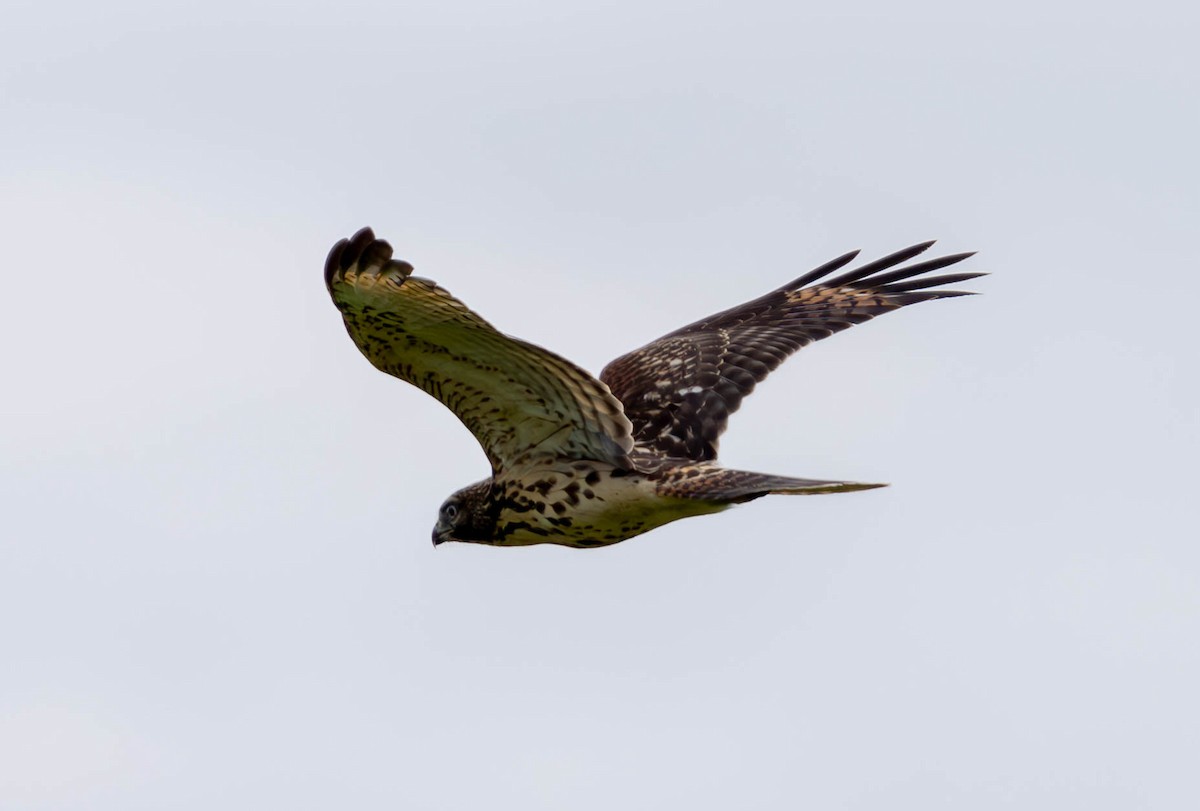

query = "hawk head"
[432,480,497,546]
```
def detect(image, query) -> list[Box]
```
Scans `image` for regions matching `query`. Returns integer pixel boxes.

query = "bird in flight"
[325,228,981,548]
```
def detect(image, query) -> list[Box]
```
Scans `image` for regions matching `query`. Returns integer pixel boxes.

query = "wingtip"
[323,236,350,290]
[786,247,863,289]
[326,226,402,290]
[324,223,417,296]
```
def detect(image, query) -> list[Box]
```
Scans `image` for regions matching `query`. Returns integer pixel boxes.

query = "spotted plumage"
[325,227,982,548]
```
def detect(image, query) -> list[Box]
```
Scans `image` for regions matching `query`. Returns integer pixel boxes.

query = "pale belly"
[491,465,729,548]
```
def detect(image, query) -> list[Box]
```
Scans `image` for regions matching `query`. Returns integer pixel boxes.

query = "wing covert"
[326,228,634,473]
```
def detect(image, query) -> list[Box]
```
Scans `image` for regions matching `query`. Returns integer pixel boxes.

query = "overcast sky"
[3,1,1198,808]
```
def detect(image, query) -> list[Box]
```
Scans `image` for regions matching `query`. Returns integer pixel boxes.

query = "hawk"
[325,227,981,548]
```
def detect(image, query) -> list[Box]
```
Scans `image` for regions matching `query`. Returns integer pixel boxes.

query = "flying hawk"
[325,228,981,548]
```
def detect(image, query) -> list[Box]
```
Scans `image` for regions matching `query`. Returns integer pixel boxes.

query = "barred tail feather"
[661,468,886,503]
[728,472,886,503]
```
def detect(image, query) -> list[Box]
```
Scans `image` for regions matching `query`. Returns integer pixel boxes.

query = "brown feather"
[600,242,983,462]
[326,228,634,473]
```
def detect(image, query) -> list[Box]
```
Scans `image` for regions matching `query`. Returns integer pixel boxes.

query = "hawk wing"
[600,241,982,462]
[326,228,634,473]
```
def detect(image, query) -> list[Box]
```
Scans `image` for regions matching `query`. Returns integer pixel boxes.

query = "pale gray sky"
[2,1,1198,808]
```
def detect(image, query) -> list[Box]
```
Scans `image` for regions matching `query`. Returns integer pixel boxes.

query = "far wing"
[600,242,982,461]
[326,228,634,473]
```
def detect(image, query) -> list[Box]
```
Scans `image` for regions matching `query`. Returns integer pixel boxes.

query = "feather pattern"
[326,228,981,548]
[326,228,634,473]
[599,242,984,461]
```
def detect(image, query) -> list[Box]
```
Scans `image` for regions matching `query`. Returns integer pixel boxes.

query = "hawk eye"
[444,503,459,520]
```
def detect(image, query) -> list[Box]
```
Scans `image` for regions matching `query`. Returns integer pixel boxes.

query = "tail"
[660,466,886,504]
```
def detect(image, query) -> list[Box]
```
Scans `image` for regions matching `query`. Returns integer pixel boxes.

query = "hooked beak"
[432,527,450,547]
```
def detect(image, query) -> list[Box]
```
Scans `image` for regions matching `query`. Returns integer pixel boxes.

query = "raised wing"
[600,241,982,461]
[326,228,634,473]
